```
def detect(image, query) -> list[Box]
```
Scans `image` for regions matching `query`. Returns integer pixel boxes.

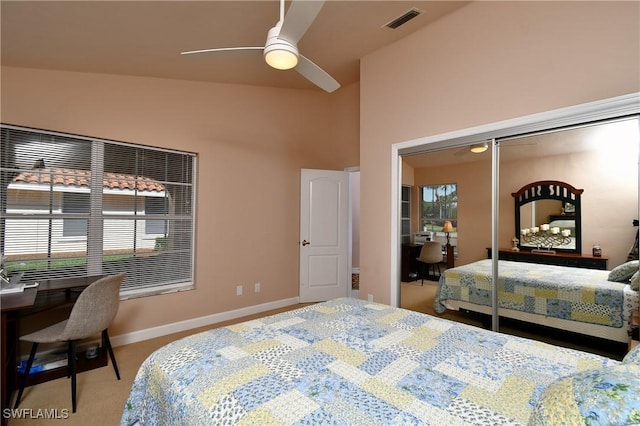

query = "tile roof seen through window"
[12,168,165,192]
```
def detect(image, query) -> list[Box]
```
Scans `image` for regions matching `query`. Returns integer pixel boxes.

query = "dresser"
[486,248,608,270]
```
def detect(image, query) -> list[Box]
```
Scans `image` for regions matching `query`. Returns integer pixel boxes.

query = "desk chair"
[416,241,443,284]
[14,273,125,413]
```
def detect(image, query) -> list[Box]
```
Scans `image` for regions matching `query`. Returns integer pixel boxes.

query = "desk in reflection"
[401,244,455,282]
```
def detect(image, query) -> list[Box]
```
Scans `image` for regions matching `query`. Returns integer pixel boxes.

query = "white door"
[299,169,349,302]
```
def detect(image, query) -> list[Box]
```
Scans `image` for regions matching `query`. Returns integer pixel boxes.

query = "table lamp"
[443,220,453,245]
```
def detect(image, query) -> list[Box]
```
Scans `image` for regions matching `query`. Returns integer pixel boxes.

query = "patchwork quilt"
[121,298,618,425]
[435,259,638,328]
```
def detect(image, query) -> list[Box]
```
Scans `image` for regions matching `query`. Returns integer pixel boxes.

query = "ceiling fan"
[181,0,340,93]
[453,139,538,157]
[453,142,490,157]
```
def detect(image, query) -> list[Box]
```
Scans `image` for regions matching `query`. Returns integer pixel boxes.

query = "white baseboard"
[352,267,360,274]
[110,296,300,348]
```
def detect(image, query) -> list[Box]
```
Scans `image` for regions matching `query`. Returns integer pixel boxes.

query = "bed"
[121,297,640,425]
[435,259,639,343]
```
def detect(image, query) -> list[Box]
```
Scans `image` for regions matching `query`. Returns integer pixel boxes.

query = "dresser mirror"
[513,181,582,253]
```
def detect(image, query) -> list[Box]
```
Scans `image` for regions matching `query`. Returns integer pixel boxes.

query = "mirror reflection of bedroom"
[400,117,639,359]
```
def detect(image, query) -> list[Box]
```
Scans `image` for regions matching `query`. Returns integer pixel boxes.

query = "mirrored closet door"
[395,94,639,354]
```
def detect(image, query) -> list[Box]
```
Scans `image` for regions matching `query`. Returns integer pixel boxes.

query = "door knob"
[302,240,310,246]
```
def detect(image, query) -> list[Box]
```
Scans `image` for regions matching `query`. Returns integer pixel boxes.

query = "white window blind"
[0,125,196,298]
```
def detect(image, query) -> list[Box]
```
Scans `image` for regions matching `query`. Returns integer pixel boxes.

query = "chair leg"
[67,342,72,378]
[425,264,431,281]
[102,329,120,380]
[14,342,38,408]
[69,340,77,413]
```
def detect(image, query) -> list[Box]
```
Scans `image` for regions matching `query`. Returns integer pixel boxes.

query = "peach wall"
[360,1,640,303]
[498,148,638,268]
[0,67,360,335]
[409,138,638,270]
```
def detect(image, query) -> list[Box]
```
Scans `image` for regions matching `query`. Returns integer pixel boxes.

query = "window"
[62,192,90,237]
[0,125,196,298]
[145,196,168,235]
[419,184,457,233]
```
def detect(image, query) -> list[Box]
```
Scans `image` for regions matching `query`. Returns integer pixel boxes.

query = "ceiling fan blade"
[181,46,263,56]
[295,54,340,93]
[280,0,325,44]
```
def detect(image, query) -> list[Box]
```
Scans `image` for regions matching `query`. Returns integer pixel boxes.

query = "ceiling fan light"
[264,43,298,70]
[470,142,488,154]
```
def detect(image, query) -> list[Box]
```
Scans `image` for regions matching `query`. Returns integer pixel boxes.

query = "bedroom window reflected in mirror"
[400,185,411,244]
[0,124,196,298]
[419,183,457,246]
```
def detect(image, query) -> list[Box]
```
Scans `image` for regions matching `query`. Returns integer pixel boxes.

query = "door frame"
[346,167,360,299]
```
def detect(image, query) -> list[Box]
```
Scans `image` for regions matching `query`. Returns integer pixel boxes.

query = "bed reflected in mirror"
[400,113,639,353]
[521,200,576,244]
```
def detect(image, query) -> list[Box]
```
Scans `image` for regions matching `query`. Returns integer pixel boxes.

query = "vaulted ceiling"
[1,1,469,92]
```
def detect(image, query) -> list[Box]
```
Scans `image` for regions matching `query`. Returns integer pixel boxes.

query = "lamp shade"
[264,48,298,70]
[264,39,299,70]
[442,220,454,233]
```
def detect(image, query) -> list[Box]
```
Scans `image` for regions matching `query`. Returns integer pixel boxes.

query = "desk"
[401,244,455,282]
[401,244,423,282]
[1,276,105,419]
[444,244,455,269]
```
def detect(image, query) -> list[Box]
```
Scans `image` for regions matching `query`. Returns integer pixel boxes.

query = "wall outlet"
[368,294,373,302]
[254,282,261,293]
[236,285,243,296]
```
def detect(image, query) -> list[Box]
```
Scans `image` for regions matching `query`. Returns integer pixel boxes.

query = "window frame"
[418,183,458,234]
[62,192,90,237]
[0,124,197,299]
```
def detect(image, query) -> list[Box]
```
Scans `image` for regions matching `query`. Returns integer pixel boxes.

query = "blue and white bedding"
[121,297,620,425]
[435,259,638,329]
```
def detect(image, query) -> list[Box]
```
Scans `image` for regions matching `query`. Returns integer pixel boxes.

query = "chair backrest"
[61,273,125,341]
[418,241,443,263]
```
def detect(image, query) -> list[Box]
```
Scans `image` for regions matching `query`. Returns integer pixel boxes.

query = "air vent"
[384,8,422,29]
